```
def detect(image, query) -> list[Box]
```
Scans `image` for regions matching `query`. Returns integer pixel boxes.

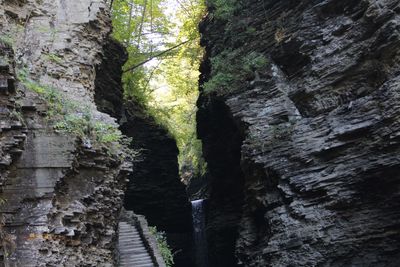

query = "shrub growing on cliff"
[43,53,63,65]
[149,226,174,267]
[203,50,267,94]
[18,69,125,149]
[0,34,15,48]
[211,0,239,20]
[0,25,24,49]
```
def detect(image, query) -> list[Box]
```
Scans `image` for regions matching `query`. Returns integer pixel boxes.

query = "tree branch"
[136,0,148,49]
[123,40,190,73]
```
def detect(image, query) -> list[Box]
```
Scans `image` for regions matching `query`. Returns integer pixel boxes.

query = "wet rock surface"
[198,0,400,266]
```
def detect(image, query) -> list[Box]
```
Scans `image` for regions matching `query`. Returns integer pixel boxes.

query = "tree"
[112,0,207,177]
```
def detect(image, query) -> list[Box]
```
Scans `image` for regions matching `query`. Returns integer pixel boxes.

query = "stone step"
[119,247,147,251]
[119,247,149,252]
[119,252,152,258]
[119,230,139,234]
[119,246,147,252]
[120,263,153,266]
[119,253,150,259]
[120,258,153,264]
[120,252,149,257]
[119,230,140,234]
[119,226,138,230]
[119,241,145,246]
[119,241,144,246]
[118,244,147,252]
[120,234,140,239]
[119,241,142,245]
[119,258,153,263]
[120,263,154,267]
[118,220,155,267]
[119,227,138,231]
[119,237,142,242]
[119,240,143,245]
[120,259,153,264]
[130,260,154,265]
[121,262,153,266]
[119,236,141,240]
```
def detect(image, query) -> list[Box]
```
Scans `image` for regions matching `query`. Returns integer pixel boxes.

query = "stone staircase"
[118,211,166,267]
[118,221,155,267]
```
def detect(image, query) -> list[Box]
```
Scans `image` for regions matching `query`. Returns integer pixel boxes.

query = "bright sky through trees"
[112,0,206,179]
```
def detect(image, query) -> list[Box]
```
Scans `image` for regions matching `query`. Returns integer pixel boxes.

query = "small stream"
[192,199,209,267]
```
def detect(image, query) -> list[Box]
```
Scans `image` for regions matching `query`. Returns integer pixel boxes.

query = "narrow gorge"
[1,0,400,267]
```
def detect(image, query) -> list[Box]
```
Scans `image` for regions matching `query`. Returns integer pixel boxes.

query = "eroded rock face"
[0,0,132,265]
[0,0,115,124]
[198,1,400,266]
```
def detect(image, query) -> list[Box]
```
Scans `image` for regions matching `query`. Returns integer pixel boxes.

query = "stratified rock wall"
[1,0,113,105]
[0,0,132,265]
[198,0,400,266]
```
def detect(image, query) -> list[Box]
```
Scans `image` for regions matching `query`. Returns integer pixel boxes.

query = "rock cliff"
[198,0,400,266]
[0,0,132,266]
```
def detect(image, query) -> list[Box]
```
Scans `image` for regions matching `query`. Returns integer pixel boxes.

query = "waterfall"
[192,199,209,267]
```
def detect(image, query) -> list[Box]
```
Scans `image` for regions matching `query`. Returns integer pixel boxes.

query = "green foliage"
[204,0,269,94]
[203,72,234,94]
[112,0,171,47]
[203,49,267,94]
[93,121,124,143]
[54,114,123,144]
[243,52,268,73]
[43,53,63,64]
[210,0,239,20]
[149,226,174,267]
[112,0,172,100]
[10,110,24,123]
[246,26,257,35]
[0,34,15,48]
[18,68,65,115]
[0,25,25,49]
[36,26,58,42]
[112,0,207,177]
[18,69,124,148]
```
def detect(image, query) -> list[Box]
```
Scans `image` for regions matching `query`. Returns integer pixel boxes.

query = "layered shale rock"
[198,0,400,266]
[0,0,133,265]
